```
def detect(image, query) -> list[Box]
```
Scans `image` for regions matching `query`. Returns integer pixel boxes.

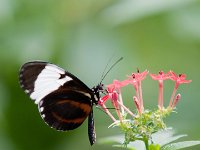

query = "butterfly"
[19,58,122,145]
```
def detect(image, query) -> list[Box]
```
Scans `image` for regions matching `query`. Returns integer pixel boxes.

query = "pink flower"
[127,69,149,112]
[107,79,129,92]
[128,69,149,84]
[98,68,191,125]
[98,85,115,106]
[150,71,170,81]
[169,71,192,88]
[98,86,123,122]
[106,79,129,115]
[98,79,135,121]
[150,71,171,109]
[168,71,192,107]
[98,95,109,106]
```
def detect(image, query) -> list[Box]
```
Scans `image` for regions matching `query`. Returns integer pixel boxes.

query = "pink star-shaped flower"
[128,69,149,82]
[169,71,192,88]
[150,71,171,109]
[126,69,148,112]
[98,86,123,122]
[168,71,192,107]
[126,69,148,90]
[106,79,129,92]
[150,71,170,81]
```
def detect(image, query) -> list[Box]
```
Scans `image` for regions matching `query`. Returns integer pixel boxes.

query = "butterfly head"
[92,57,123,105]
[91,83,105,105]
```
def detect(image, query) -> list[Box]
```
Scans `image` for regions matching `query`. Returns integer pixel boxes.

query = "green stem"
[144,138,149,150]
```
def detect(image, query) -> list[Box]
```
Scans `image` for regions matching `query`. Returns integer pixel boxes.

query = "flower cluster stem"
[144,138,149,150]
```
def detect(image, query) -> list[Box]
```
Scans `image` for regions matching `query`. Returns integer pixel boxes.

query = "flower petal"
[98,95,109,105]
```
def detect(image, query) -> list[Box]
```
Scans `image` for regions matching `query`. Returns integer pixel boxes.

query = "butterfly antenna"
[100,54,116,82]
[100,57,123,84]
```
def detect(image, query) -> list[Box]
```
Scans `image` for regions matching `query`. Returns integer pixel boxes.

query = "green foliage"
[161,141,200,150]
[149,144,160,150]
[99,128,200,150]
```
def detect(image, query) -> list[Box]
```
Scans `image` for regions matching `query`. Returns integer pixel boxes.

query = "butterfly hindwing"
[39,89,92,131]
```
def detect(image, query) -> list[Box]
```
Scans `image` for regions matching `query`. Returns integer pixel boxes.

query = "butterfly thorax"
[91,83,105,105]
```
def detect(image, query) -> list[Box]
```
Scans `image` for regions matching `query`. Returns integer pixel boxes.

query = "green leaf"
[149,144,161,150]
[152,128,187,146]
[113,144,136,150]
[98,134,124,144]
[98,135,146,150]
[162,141,200,150]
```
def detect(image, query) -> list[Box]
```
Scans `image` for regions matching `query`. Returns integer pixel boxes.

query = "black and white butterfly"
[19,58,122,145]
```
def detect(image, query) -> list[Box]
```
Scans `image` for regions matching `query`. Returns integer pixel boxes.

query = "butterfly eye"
[101,83,104,88]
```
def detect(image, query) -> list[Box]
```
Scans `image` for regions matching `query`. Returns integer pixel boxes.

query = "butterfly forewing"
[19,61,94,131]
[19,62,48,95]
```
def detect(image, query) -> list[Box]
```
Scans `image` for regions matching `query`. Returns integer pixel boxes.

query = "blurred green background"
[0,0,200,150]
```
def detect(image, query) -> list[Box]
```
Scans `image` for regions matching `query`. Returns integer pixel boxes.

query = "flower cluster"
[98,69,191,148]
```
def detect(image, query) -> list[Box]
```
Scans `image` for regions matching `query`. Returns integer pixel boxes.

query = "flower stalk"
[144,137,149,150]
